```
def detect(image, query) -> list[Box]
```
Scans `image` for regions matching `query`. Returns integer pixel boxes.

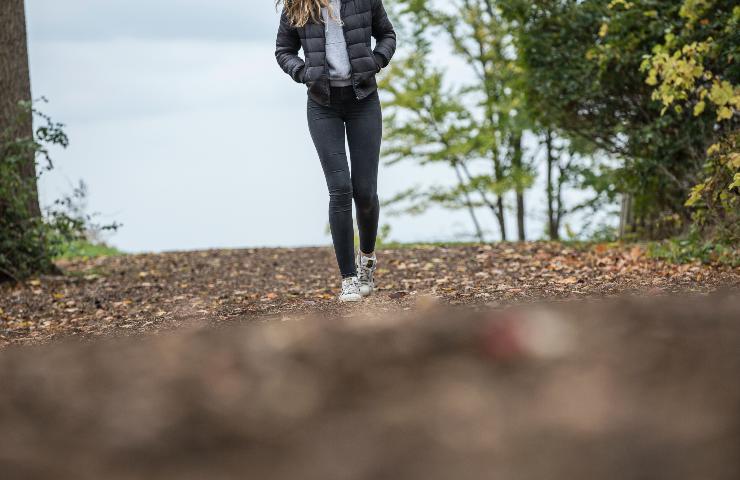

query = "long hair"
[275,0,342,28]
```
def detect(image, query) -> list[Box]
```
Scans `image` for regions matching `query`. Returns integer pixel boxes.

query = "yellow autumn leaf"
[729,173,740,191]
[693,100,705,116]
[685,182,706,207]
[598,23,609,38]
[608,0,633,9]
[729,153,740,168]
[645,70,658,86]
[709,80,733,106]
[717,106,733,121]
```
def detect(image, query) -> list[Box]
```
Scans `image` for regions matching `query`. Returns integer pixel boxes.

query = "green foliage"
[508,1,677,231]
[54,240,123,260]
[684,132,740,245]
[378,18,491,239]
[382,0,736,246]
[504,0,737,241]
[640,0,739,245]
[350,223,394,251]
[647,233,739,266]
[641,1,739,121]
[585,224,621,243]
[383,0,544,241]
[0,101,119,281]
[375,224,394,248]
[376,240,484,250]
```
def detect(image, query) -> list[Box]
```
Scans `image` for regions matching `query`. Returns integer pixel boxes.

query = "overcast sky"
[26,0,608,253]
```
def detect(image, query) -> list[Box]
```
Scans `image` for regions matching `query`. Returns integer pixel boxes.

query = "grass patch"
[55,240,123,260]
[377,240,601,251]
[378,240,484,250]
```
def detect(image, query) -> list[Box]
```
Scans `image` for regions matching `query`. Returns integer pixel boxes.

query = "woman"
[275,0,396,302]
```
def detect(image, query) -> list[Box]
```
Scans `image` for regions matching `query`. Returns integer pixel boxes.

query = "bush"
[685,132,740,247]
[647,232,739,267]
[0,101,118,282]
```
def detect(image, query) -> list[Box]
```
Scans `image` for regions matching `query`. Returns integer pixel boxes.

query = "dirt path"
[1,243,738,347]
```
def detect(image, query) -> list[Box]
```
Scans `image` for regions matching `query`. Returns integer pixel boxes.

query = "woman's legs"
[307,95,356,278]
[345,90,382,255]
[306,87,383,278]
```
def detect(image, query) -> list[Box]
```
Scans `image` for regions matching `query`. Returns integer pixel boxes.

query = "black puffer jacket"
[275,0,396,106]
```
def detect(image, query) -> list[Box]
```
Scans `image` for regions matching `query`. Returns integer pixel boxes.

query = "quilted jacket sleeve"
[371,0,396,68]
[275,8,306,83]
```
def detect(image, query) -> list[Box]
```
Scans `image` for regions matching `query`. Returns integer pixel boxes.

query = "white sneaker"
[339,276,362,303]
[357,253,377,297]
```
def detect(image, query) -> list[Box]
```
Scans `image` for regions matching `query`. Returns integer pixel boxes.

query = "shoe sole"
[339,294,362,303]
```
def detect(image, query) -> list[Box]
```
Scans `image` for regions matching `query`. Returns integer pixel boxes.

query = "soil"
[0,242,738,348]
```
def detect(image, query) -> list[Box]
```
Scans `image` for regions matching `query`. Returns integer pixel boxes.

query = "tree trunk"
[555,158,566,238]
[491,157,507,242]
[512,133,525,241]
[0,0,50,282]
[484,99,506,242]
[453,162,485,243]
[619,194,634,239]
[495,195,506,242]
[545,130,559,240]
[0,0,39,218]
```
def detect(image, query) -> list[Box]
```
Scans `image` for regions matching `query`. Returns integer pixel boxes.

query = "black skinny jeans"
[307,86,382,278]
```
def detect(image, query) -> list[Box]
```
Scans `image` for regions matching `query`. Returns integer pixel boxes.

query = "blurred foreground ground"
[1,294,739,479]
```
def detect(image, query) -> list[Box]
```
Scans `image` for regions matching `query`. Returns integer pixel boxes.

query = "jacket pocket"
[367,46,381,73]
[302,57,310,84]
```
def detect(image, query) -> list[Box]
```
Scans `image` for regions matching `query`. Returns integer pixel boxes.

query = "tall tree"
[428,0,517,240]
[385,0,539,242]
[1,0,39,218]
[380,29,491,242]
[0,0,58,282]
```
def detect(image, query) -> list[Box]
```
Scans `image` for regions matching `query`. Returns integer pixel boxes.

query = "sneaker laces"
[357,255,376,285]
[342,276,359,295]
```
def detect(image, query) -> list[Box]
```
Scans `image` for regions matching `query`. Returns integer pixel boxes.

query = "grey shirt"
[321,0,353,86]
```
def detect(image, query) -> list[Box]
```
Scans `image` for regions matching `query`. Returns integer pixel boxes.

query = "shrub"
[0,101,118,282]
